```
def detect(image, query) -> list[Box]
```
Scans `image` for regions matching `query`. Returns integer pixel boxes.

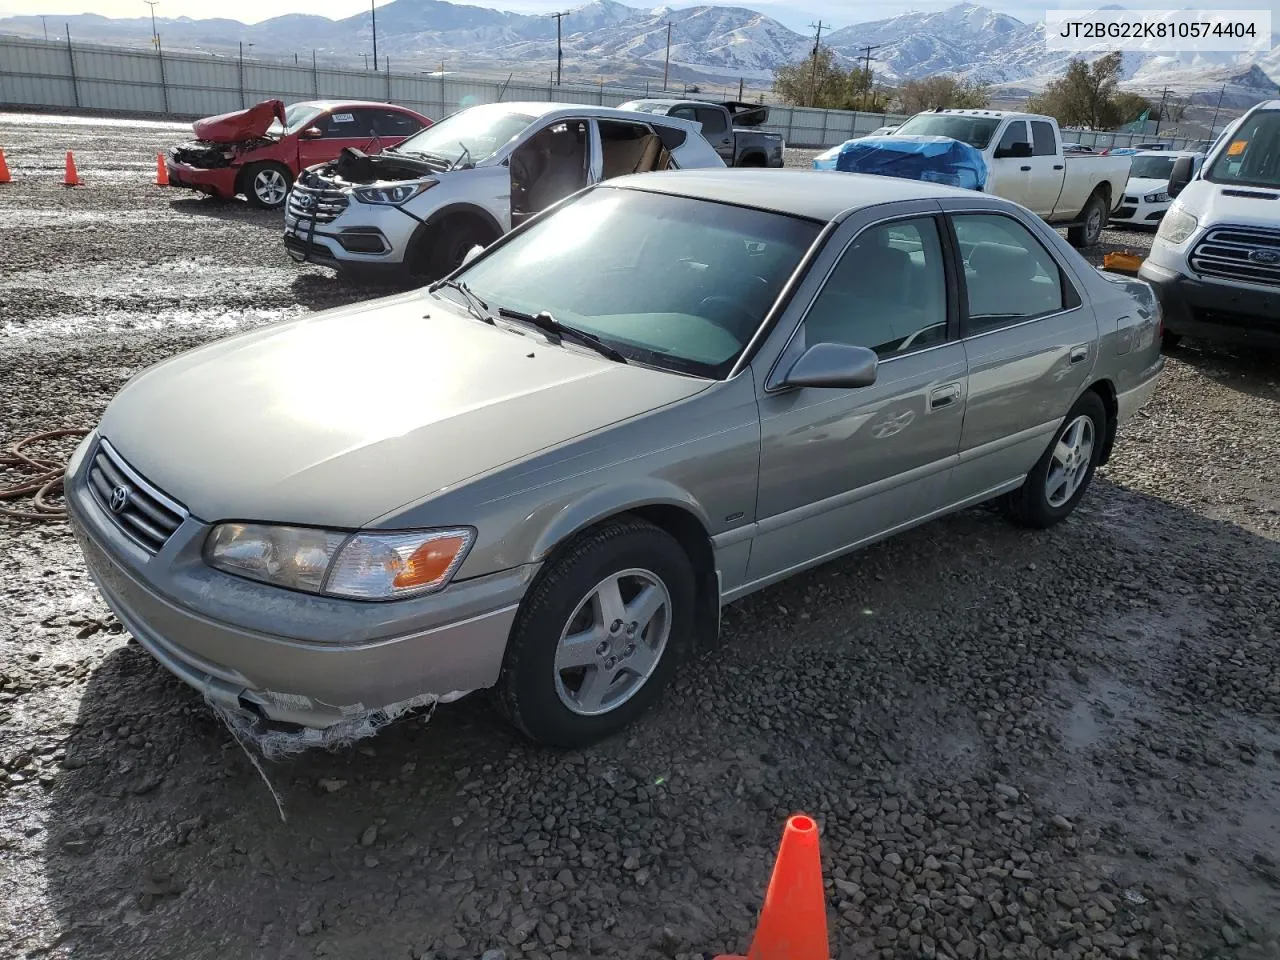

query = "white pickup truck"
[891,109,1133,247]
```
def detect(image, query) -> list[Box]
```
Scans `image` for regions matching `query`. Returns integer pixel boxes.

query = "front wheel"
[1001,391,1107,529]
[1066,193,1107,248]
[493,517,695,748]
[242,162,293,209]
[408,214,496,283]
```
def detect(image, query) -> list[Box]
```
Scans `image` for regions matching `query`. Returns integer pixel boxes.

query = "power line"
[807,20,827,108]
[858,43,880,111]
[549,11,568,86]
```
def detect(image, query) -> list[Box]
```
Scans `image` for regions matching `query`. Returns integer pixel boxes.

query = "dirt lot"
[1,113,1278,960]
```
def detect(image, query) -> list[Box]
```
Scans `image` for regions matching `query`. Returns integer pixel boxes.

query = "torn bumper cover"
[64,437,529,752]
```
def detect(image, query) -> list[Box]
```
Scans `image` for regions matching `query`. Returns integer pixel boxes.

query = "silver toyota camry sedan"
[66,170,1164,748]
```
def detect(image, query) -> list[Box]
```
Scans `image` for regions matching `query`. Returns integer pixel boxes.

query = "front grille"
[87,439,187,553]
[1114,206,1137,219]
[287,184,349,224]
[1189,226,1280,288]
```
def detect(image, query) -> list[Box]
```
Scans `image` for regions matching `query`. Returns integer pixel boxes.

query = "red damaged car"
[165,99,433,209]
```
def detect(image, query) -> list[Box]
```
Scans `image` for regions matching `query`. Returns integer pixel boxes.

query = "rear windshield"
[1206,110,1280,190]
[454,187,822,378]
[1129,155,1179,180]
[893,114,1001,149]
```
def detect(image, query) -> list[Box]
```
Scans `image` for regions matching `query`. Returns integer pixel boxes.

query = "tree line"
[773,47,1180,133]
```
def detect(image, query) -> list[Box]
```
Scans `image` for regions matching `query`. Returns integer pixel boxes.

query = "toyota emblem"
[109,483,132,514]
[1248,249,1279,265]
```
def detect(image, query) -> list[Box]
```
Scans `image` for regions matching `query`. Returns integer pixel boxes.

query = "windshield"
[453,187,822,378]
[390,106,535,164]
[268,103,325,137]
[1129,155,1179,180]
[893,114,1001,149]
[1206,110,1280,190]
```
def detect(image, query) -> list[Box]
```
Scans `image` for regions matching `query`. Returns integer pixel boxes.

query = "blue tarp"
[813,135,988,191]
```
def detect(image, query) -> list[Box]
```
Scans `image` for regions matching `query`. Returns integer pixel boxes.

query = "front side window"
[893,114,1001,149]
[952,214,1066,334]
[996,121,1029,154]
[392,106,536,166]
[1205,109,1280,190]
[799,217,949,358]
[454,187,822,378]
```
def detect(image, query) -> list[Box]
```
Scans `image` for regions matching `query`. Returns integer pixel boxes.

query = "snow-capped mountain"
[1,0,1275,97]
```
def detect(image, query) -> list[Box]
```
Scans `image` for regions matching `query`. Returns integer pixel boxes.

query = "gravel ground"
[2,114,1279,960]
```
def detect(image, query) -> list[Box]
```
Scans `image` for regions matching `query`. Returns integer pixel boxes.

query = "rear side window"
[654,123,687,151]
[952,214,1067,335]
[696,107,727,135]
[1031,121,1056,156]
[373,109,425,137]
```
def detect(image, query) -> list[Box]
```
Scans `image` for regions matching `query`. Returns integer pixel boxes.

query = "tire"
[494,517,695,748]
[1066,192,1107,248]
[1002,390,1107,529]
[409,214,497,283]
[1162,331,1183,350]
[242,162,293,210]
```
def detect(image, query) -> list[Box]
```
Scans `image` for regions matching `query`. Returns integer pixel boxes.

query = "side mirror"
[996,141,1033,159]
[1167,155,1195,198]
[778,342,878,390]
[301,126,323,139]
[461,244,485,267]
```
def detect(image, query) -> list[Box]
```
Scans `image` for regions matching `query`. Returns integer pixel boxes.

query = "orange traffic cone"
[0,149,11,184]
[716,814,830,960]
[155,152,168,186]
[63,150,80,186]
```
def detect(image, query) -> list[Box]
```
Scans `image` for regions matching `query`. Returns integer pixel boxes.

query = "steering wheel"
[697,295,759,332]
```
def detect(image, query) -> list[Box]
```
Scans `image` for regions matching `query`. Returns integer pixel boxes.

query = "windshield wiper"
[430,278,494,325]
[497,307,628,363]
[449,142,473,171]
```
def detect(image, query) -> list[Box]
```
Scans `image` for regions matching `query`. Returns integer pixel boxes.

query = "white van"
[1139,100,1280,349]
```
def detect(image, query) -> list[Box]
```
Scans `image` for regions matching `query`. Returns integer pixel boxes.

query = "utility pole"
[858,43,880,111]
[807,20,827,108]
[662,21,672,91]
[1209,82,1226,135]
[550,11,568,86]
[1153,85,1170,136]
[41,15,48,40]
[371,0,378,72]
[144,1,159,47]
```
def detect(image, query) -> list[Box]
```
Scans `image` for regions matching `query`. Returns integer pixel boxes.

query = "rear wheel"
[242,162,293,210]
[1067,192,1107,248]
[493,517,695,748]
[1002,390,1107,529]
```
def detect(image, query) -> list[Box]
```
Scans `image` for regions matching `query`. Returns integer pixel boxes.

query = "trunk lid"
[193,99,286,144]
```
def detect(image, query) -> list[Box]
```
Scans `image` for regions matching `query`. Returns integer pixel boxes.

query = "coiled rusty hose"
[0,429,92,521]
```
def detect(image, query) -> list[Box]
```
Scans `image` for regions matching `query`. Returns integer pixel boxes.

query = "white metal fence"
[0,35,1213,151]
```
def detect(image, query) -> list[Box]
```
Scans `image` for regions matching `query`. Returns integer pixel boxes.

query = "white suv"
[283,101,725,281]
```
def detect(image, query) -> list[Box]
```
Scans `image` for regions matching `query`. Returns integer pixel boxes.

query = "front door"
[988,120,1031,209]
[509,118,592,228]
[748,210,967,583]
[694,106,734,162]
[943,207,1099,493]
[1026,119,1064,217]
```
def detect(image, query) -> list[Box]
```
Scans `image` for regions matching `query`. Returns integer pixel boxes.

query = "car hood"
[1178,180,1280,229]
[193,99,286,143]
[1124,176,1169,196]
[98,293,709,528]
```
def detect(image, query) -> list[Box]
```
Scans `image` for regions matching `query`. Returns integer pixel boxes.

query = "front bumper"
[1111,197,1168,226]
[283,194,414,274]
[65,433,531,730]
[165,160,238,199]
[1138,261,1280,349]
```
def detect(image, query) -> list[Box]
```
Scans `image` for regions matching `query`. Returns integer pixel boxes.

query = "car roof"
[1134,149,1202,157]
[607,168,988,221]
[297,100,422,113]
[466,101,695,124]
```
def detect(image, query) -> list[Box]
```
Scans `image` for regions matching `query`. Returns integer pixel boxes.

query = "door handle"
[1020,165,1031,171]
[930,383,962,409]
[1053,164,1064,170]
[1070,345,1089,364]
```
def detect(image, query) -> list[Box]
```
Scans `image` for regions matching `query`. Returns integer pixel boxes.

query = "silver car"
[66,170,1164,748]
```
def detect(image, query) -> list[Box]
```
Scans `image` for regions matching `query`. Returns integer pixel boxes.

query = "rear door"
[941,203,1098,496]
[366,108,429,149]
[296,108,378,167]
[747,202,968,583]
[1026,119,1066,217]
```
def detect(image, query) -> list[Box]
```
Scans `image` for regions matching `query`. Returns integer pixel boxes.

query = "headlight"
[352,181,435,205]
[1155,205,1198,245]
[1143,191,1171,203]
[205,523,475,600]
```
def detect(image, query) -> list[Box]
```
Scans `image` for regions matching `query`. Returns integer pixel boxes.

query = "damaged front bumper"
[65,434,532,745]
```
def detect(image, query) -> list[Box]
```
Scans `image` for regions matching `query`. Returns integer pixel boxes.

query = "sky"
[2,0,1277,35]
